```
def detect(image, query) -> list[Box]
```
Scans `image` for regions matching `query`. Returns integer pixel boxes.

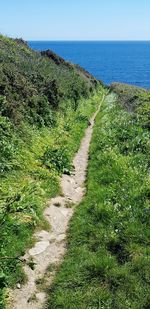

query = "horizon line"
[28,39,150,42]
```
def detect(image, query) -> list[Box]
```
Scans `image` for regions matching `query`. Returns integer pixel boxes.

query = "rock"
[41,50,65,65]
[29,241,49,256]
[16,283,21,289]
[57,234,66,242]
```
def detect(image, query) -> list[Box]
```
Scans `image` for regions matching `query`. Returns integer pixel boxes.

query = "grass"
[0,88,104,308]
[46,92,150,309]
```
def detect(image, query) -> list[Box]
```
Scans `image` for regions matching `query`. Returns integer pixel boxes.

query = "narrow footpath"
[10,98,103,309]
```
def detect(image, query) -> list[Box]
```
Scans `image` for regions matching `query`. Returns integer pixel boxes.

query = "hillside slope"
[0,35,98,126]
[0,35,102,308]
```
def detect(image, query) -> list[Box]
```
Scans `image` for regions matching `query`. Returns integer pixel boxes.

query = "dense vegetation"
[47,87,150,308]
[0,35,98,126]
[0,35,101,308]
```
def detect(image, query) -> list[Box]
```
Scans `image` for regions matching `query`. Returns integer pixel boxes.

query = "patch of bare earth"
[10,104,101,309]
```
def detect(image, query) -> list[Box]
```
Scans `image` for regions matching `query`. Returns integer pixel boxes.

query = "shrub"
[27,95,56,127]
[0,116,16,173]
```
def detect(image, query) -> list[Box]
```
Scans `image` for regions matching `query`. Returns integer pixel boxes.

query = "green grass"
[46,93,150,309]
[0,89,104,308]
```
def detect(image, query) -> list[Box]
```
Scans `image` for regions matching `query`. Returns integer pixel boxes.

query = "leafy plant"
[41,147,72,174]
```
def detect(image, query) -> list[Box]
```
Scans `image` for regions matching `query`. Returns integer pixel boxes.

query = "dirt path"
[10,99,103,309]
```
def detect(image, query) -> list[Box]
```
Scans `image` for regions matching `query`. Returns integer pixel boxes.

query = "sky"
[0,0,150,40]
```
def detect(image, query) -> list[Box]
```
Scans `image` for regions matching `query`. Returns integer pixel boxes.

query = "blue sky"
[0,0,150,40]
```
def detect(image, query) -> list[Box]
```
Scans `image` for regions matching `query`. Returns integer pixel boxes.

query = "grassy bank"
[0,34,102,308]
[0,89,104,308]
[47,91,150,309]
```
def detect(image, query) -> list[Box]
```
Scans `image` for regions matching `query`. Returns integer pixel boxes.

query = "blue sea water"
[28,41,150,89]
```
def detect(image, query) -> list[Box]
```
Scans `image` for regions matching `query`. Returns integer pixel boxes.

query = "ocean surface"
[28,41,150,89]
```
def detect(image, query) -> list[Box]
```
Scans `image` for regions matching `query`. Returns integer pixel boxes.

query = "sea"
[28,41,150,89]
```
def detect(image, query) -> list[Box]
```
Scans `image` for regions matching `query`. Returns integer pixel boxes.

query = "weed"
[46,263,58,273]
[27,257,36,270]
[27,293,37,303]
